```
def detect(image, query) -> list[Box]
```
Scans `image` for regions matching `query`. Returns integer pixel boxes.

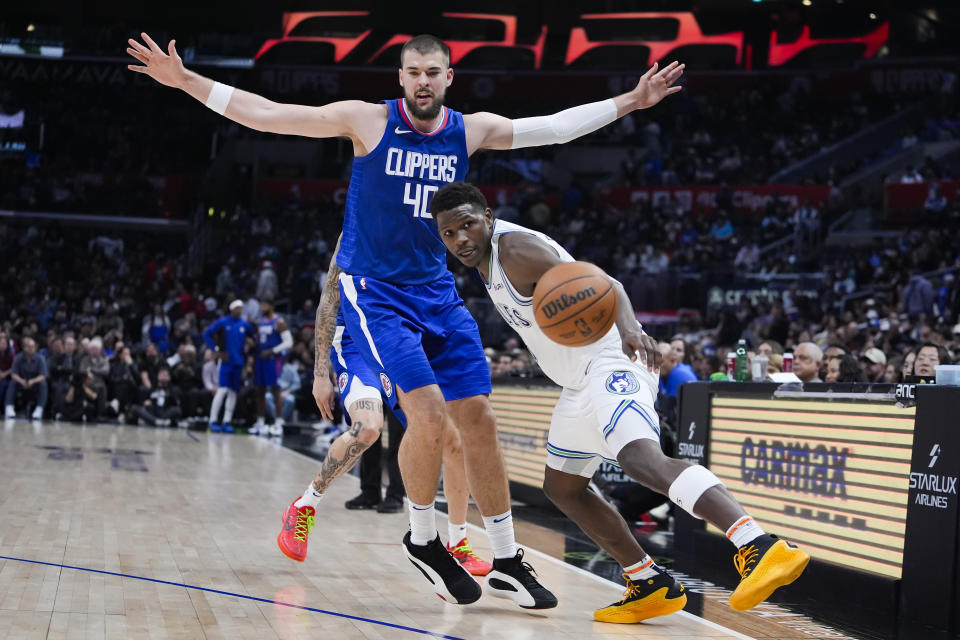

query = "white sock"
[448,522,467,547]
[294,483,323,510]
[726,516,766,548]
[482,511,518,559]
[408,501,437,546]
[254,417,265,427]
[623,555,658,580]
[209,388,227,423]
[223,390,237,424]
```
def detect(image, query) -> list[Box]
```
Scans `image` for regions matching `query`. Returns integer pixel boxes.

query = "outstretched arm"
[465,61,684,153]
[126,33,380,140]
[312,236,343,421]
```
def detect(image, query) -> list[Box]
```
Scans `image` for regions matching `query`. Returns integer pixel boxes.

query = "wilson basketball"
[532,261,617,347]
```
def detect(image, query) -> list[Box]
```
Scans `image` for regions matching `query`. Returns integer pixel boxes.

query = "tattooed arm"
[312,235,343,421]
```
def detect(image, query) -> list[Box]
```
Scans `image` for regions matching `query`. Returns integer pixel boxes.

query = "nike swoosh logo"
[395,127,413,134]
[493,515,510,523]
[411,504,431,510]
[283,520,296,531]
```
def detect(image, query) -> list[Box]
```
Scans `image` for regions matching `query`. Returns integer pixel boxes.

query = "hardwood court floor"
[0,420,841,640]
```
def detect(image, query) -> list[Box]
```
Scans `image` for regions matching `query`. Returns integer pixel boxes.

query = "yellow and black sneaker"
[594,567,687,623]
[729,534,809,611]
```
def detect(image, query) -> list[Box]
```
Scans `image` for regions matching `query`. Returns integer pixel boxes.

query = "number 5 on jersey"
[404,182,438,218]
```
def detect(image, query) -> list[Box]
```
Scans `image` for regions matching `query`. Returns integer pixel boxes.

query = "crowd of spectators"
[0,219,330,426]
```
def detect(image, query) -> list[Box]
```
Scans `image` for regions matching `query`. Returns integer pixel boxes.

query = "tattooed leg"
[311,399,384,494]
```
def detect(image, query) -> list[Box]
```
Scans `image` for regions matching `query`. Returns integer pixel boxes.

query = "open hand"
[126,33,186,88]
[621,328,662,372]
[633,61,685,110]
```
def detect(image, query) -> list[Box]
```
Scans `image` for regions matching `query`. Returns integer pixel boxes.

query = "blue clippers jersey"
[258,316,282,351]
[338,99,469,285]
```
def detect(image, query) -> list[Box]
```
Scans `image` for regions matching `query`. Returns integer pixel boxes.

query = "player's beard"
[404,89,444,121]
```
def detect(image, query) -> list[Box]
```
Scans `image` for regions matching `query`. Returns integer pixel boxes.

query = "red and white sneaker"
[446,537,492,577]
[277,499,315,562]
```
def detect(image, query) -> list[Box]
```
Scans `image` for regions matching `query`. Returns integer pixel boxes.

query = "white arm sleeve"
[510,98,618,149]
[272,330,294,354]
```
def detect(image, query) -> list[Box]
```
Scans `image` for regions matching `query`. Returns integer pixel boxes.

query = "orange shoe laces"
[616,573,643,604]
[734,544,760,579]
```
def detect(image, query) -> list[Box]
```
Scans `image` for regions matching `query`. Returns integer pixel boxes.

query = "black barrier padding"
[899,386,960,640]
[674,381,711,554]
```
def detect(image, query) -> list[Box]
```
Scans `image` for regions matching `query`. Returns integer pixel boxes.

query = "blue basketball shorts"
[338,271,491,402]
[218,363,244,392]
[331,325,406,428]
[254,356,281,387]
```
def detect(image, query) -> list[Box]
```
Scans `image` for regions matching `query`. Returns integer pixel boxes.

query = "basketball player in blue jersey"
[432,182,810,620]
[278,239,492,577]
[128,31,683,608]
[250,299,293,437]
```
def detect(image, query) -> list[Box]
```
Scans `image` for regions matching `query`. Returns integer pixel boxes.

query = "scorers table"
[676,381,960,640]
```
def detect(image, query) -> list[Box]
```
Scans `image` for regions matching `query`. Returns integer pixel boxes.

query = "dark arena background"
[1,2,959,639]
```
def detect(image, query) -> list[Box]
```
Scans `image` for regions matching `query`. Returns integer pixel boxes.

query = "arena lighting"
[254,11,371,62]
[802,0,812,5]
[768,20,889,66]
[366,13,547,68]
[870,12,877,19]
[566,13,744,66]
[26,24,35,32]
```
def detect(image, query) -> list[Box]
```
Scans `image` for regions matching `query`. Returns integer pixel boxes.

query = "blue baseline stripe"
[0,554,465,640]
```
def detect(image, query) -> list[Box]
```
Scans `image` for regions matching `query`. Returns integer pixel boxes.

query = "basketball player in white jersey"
[432,183,810,622]
[126,32,682,608]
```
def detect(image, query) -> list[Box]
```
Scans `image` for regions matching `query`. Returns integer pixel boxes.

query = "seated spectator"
[142,305,171,354]
[914,342,948,378]
[792,342,823,383]
[138,343,163,389]
[171,344,206,417]
[657,342,698,397]
[757,339,784,357]
[60,369,102,423]
[709,214,734,241]
[766,353,783,376]
[925,184,947,213]
[108,345,140,416]
[824,355,841,383]
[859,347,887,382]
[266,355,302,423]
[0,333,13,408]
[901,349,917,381]
[4,337,48,420]
[77,337,109,418]
[833,355,865,382]
[132,366,182,427]
[50,335,81,414]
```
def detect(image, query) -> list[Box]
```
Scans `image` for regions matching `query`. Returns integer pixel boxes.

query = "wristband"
[205,82,235,115]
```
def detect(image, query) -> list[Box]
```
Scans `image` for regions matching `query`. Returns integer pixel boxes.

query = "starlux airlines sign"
[255,11,888,70]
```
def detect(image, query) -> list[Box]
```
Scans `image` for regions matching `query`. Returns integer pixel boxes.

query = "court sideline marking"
[0,554,464,640]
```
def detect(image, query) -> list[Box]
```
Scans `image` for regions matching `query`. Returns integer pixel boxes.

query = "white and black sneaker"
[485,549,558,609]
[402,531,482,604]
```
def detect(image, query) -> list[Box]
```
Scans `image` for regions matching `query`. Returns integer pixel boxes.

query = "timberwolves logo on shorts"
[605,371,639,395]
[380,373,393,397]
[338,372,348,393]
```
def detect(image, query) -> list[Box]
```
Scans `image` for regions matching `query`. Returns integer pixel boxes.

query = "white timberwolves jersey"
[484,219,621,389]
